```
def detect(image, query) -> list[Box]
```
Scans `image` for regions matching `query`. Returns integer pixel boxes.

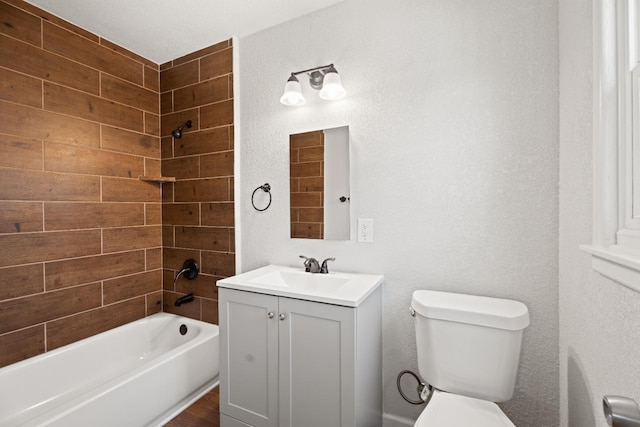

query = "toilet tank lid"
[411,290,530,331]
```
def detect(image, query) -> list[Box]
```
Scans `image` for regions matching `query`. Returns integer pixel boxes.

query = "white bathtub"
[0,313,219,427]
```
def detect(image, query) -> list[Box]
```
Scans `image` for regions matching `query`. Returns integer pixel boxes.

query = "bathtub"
[0,313,219,427]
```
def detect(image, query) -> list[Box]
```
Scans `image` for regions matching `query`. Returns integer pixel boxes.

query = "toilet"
[411,290,530,426]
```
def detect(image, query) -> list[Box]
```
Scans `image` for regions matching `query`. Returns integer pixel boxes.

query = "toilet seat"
[414,390,515,427]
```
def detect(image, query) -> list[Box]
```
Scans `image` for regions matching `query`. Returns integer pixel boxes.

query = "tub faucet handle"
[174,259,199,287]
[320,258,335,274]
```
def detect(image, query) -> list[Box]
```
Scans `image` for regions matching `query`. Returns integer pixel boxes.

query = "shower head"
[171,120,192,139]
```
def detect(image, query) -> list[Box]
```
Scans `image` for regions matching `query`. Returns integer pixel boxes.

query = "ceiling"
[23,0,344,64]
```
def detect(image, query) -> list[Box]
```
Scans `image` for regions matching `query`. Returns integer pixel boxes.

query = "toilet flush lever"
[603,396,640,427]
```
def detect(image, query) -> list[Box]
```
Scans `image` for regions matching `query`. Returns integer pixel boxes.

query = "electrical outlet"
[358,218,374,243]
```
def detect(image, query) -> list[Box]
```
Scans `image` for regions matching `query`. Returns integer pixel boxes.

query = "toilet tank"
[411,290,529,402]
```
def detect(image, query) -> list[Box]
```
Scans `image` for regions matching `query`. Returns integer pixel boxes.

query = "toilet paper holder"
[603,395,640,427]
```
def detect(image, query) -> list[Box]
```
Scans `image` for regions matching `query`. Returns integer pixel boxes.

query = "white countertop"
[216,264,384,307]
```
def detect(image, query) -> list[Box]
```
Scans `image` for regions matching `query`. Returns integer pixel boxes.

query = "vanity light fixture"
[280,64,346,106]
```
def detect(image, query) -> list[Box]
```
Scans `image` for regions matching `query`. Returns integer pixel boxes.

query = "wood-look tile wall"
[290,131,324,239]
[0,0,162,368]
[160,41,234,323]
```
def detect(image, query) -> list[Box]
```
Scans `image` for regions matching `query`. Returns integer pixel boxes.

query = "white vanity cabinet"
[217,266,382,427]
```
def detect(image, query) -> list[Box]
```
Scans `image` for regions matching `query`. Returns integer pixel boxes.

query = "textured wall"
[559,1,640,426]
[0,0,162,368]
[159,40,235,323]
[238,0,559,425]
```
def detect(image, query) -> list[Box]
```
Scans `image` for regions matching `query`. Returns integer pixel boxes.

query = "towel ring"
[252,183,272,211]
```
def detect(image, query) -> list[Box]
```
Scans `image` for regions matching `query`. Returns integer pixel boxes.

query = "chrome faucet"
[300,255,321,273]
[299,255,335,273]
[320,258,335,274]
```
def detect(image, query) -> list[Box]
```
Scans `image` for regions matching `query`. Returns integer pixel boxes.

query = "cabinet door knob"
[268,312,275,319]
[279,313,286,321]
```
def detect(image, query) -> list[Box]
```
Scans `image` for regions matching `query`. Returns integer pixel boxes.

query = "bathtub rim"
[0,312,217,373]
[153,380,220,426]
[0,312,220,426]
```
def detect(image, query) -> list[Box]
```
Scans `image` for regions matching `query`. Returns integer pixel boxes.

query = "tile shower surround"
[160,39,235,323]
[0,0,234,368]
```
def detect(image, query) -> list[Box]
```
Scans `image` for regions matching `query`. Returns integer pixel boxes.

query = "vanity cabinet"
[218,286,382,427]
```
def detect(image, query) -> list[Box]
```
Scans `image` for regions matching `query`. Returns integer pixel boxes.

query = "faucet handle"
[299,255,313,272]
[174,258,199,286]
[320,257,336,274]
[299,255,321,273]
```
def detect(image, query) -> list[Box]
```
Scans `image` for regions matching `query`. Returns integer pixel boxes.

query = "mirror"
[290,126,350,240]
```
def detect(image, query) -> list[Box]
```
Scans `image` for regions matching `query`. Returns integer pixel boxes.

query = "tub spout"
[175,294,194,307]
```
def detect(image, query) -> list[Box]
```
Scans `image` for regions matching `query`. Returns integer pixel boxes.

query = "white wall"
[238,0,559,425]
[559,1,640,426]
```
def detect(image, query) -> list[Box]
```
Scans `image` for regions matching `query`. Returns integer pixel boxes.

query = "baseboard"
[383,412,415,427]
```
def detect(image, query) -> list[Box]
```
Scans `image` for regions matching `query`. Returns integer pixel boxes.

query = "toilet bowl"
[414,390,514,427]
[411,290,529,426]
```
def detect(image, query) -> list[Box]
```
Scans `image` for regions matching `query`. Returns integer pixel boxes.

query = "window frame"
[582,0,640,293]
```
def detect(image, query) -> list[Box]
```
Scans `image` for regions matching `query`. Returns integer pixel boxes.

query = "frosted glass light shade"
[319,71,346,100]
[280,79,306,106]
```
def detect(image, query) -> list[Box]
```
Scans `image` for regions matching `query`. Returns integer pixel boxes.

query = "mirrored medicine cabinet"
[289,126,350,240]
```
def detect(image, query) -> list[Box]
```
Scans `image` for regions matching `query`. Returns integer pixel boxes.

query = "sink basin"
[217,265,384,307]
[248,270,349,292]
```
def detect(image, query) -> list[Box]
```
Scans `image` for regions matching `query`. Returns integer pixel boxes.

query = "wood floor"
[164,386,220,427]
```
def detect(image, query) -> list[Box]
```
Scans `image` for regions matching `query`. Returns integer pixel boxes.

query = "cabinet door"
[278,298,356,427]
[219,289,279,427]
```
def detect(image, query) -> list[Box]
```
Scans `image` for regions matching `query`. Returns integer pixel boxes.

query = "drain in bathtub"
[179,324,188,335]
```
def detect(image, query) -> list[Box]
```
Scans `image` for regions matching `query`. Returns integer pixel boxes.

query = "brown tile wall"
[160,41,234,324]
[290,131,324,239]
[0,0,234,369]
[0,0,163,368]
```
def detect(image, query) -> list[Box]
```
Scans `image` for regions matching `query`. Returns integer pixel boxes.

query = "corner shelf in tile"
[138,176,176,183]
